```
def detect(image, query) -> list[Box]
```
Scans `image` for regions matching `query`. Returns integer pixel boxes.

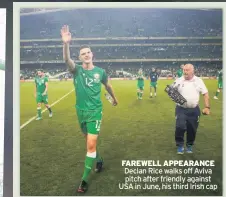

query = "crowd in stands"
[20,62,222,80]
[21,44,222,62]
[20,8,222,80]
[20,9,222,39]
[20,68,71,79]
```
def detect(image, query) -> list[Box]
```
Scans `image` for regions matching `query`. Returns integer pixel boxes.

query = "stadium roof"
[20,8,221,16]
[20,8,75,16]
[20,8,59,13]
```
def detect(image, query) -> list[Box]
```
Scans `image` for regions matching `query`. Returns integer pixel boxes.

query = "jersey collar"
[182,75,196,82]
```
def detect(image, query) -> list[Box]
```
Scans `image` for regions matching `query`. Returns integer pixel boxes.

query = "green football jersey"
[177,69,183,77]
[35,76,48,95]
[73,65,108,110]
[218,70,223,82]
[137,74,144,86]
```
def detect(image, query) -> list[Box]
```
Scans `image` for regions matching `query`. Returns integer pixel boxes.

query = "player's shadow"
[71,170,104,196]
[129,97,161,108]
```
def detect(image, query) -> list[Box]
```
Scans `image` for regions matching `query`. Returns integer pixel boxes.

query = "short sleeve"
[197,79,208,94]
[45,77,49,83]
[101,69,108,85]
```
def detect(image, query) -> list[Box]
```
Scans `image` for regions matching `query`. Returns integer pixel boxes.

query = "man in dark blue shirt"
[149,68,159,98]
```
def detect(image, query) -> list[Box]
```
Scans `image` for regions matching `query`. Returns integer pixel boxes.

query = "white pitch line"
[20,89,74,130]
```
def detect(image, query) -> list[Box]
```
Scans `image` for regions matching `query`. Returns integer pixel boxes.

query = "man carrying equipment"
[177,64,184,78]
[34,69,52,120]
[137,69,145,99]
[149,68,159,98]
[167,64,210,154]
[61,25,118,193]
[214,69,223,99]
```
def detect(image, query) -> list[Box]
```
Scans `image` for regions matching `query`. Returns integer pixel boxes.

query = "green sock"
[216,91,219,96]
[37,108,42,118]
[140,92,143,98]
[137,92,139,97]
[82,154,96,182]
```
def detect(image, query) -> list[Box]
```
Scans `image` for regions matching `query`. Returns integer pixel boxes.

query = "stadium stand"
[20,8,222,80]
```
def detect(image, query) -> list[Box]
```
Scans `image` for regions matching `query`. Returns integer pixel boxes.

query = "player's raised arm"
[61,25,76,74]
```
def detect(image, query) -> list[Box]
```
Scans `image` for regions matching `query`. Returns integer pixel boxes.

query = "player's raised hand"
[61,25,72,43]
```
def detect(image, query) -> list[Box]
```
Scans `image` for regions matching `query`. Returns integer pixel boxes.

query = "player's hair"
[79,45,91,52]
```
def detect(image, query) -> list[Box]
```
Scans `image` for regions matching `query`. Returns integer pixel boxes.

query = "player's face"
[152,68,155,72]
[79,48,93,64]
[37,71,42,77]
[181,65,184,69]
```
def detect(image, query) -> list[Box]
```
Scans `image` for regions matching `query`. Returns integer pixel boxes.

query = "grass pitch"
[20,79,222,196]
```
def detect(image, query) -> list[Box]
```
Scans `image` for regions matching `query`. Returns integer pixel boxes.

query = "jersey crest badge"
[93,73,100,83]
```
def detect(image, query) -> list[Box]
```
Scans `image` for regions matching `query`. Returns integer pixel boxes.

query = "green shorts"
[150,82,157,88]
[76,108,103,135]
[36,94,48,104]
[218,81,223,89]
[137,85,144,90]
